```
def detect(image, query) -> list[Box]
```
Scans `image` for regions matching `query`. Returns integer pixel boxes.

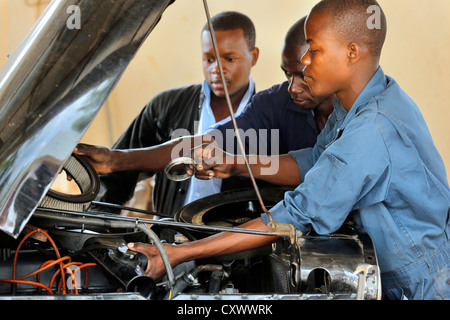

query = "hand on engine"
[127,242,173,281]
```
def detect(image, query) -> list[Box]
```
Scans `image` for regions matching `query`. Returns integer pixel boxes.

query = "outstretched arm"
[226,154,302,186]
[74,134,217,174]
[190,144,302,187]
[128,218,280,280]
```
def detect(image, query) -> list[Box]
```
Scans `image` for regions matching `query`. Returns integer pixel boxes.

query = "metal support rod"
[92,200,172,218]
[202,0,273,223]
[34,207,279,237]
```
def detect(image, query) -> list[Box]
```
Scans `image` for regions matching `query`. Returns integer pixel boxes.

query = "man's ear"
[347,42,362,65]
[250,47,260,66]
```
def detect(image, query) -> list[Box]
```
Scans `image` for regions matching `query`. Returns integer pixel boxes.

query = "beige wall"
[1,0,449,181]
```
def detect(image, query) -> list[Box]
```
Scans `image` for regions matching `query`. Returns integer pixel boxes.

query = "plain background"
[1,0,449,184]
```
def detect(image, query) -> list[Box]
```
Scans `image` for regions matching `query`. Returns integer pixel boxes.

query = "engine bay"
[0,156,381,300]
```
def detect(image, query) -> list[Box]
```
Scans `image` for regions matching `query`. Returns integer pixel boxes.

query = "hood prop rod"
[202,0,298,242]
[202,0,272,222]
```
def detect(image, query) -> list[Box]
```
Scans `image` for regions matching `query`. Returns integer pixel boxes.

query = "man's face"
[201,29,258,98]
[281,43,324,110]
[301,14,350,98]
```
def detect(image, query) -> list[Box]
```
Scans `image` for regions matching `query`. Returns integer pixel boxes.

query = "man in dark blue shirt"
[213,17,332,157]
[213,82,322,157]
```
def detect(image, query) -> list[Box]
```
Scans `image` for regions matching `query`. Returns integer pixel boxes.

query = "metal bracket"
[267,221,300,245]
[353,263,382,300]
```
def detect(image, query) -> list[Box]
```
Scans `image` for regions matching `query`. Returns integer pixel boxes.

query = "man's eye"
[309,49,317,54]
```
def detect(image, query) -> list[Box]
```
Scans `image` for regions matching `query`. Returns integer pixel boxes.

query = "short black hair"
[310,0,387,59]
[202,11,256,50]
[284,16,307,47]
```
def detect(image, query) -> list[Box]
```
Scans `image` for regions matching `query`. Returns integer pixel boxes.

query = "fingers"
[183,143,220,179]
[74,143,108,158]
[190,143,215,166]
[73,143,93,155]
[191,157,218,180]
[127,242,153,274]
[127,242,170,280]
[194,168,215,180]
[185,164,197,177]
[73,143,114,173]
[191,144,222,168]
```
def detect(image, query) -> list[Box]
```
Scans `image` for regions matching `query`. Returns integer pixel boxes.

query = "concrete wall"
[1,0,449,181]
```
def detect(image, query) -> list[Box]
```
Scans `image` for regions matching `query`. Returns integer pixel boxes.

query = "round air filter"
[39,153,100,212]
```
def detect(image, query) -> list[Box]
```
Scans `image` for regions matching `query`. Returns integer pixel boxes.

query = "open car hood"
[0,0,173,238]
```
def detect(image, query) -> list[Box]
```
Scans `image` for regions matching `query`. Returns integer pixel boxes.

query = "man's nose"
[211,60,226,74]
[301,51,310,66]
[288,76,305,95]
[211,61,220,74]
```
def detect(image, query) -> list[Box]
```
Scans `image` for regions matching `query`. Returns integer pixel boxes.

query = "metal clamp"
[353,263,382,300]
[267,221,299,245]
[164,157,196,181]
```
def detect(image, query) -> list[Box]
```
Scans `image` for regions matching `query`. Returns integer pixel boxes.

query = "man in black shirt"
[88,11,260,215]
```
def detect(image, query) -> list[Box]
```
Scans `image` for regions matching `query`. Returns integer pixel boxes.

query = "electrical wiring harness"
[0,228,97,295]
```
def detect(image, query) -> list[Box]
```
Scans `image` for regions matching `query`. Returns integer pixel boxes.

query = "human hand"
[127,242,171,281]
[73,143,115,174]
[187,143,237,180]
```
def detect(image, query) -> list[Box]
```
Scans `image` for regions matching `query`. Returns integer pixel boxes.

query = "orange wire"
[13,229,67,294]
[8,228,97,295]
[64,264,79,294]
[49,264,69,294]
[0,279,53,295]
[69,263,97,288]
[32,256,72,283]
[64,262,97,293]
[50,261,98,294]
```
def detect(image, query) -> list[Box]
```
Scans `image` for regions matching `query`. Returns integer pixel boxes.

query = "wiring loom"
[0,228,97,295]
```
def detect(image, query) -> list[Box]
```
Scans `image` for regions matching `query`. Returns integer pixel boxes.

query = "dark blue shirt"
[210,81,319,155]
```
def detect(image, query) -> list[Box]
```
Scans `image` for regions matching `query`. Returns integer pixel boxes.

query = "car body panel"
[0,0,172,238]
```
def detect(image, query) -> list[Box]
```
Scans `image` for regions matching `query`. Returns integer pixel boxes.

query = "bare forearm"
[232,154,301,187]
[110,140,184,172]
[171,218,279,265]
[127,218,281,280]
[109,134,215,172]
